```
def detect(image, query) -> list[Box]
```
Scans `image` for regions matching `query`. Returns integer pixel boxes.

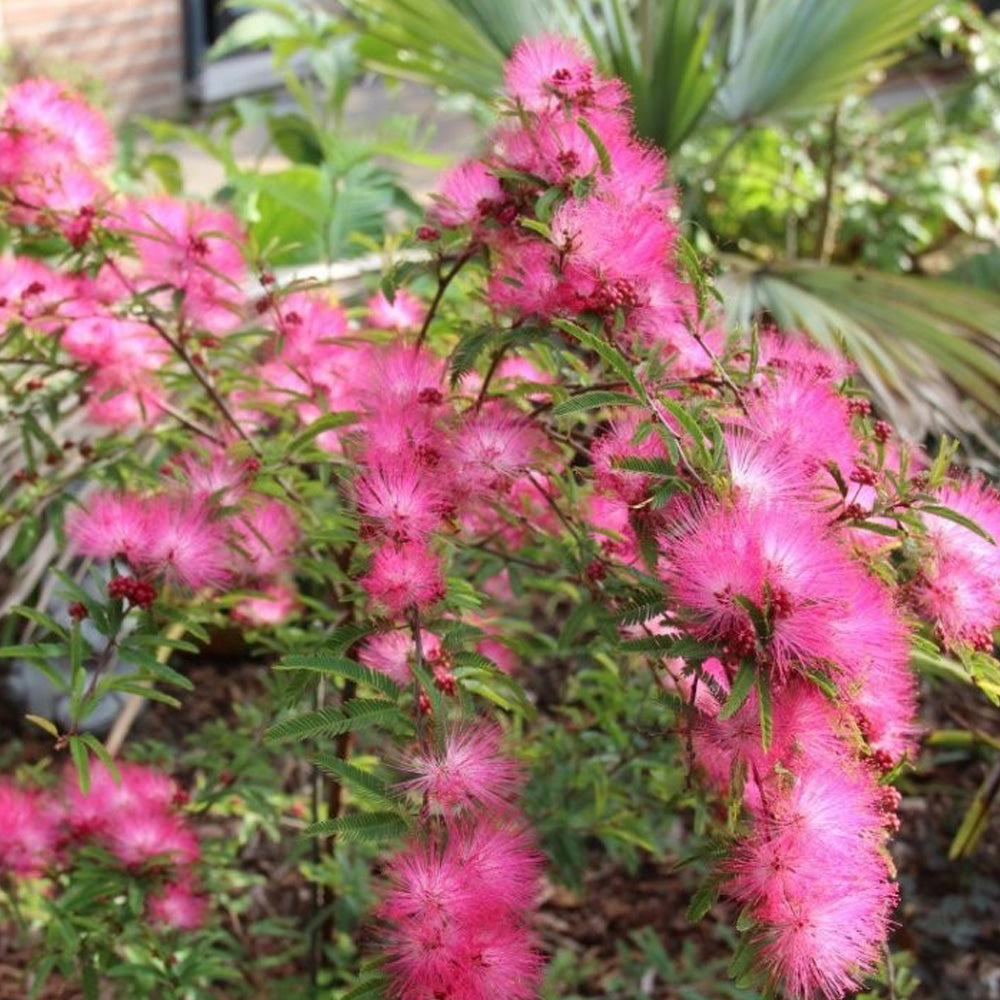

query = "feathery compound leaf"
[312,755,399,807]
[718,661,756,720]
[265,700,403,744]
[305,811,408,841]
[275,653,402,700]
[552,390,640,416]
[614,592,667,626]
[341,976,390,1000]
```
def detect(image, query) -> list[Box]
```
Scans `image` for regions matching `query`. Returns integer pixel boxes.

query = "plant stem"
[415,249,475,349]
[816,105,841,264]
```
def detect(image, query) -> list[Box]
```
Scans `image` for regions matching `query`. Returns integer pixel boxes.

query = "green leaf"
[288,411,359,454]
[340,976,390,1000]
[948,761,1000,860]
[576,116,612,174]
[78,733,120,784]
[24,714,58,738]
[686,880,720,922]
[265,700,403,744]
[718,661,755,720]
[305,811,408,841]
[275,653,401,700]
[551,390,640,416]
[312,755,399,807]
[756,671,773,751]
[68,736,91,794]
[919,504,996,545]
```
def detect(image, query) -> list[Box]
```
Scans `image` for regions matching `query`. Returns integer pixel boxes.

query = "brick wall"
[1,0,187,119]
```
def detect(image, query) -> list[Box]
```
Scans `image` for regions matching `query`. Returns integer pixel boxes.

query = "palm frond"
[713,0,938,124]
[722,260,1000,447]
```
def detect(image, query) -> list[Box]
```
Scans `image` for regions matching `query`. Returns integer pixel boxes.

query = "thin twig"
[415,249,475,350]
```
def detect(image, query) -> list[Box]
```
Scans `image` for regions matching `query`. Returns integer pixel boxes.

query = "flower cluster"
[67,447,299,622]
[428,35,718,371]
[0,764,206,931]
[380,725,542,1000]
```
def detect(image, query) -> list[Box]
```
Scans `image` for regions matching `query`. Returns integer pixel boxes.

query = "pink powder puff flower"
[367,288,426,331]
[486,233,563,319]
[0,79,113,174]
[169,447,256,506]
[68,491,154,567]
[106,811,199,868]
[362,541,445,618]
[477,635,519,675]
[63,762,178,839]
[663,500,867,679]
[358,344,448,414]
[0,255,75,333]
[447,404,545,494]
[356,458,448,542]
[429,160,504,229]
[503,34,626,113]
[84,367,165,429]
[586,492,641,566]
[757,330,854,384]
[400,725,524,815]
[61,315,167,372]
[0,781,60,876]
[725,432,813,510]
[726,765,897,1000]
[381,822,542,1000]
[359,629,443,686]
[743,369,858,482]
[148,880,208,932]
[115,197,247,334]
[911,479,1000,650]
[360,406,447,469]
[231,499,300,581]
[231,583,300,627]
[138,496,231,591]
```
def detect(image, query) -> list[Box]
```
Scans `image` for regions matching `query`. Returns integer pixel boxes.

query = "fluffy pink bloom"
[486,233,562,318]
[744,369,858,483]
[725,432,813,509]
[401,725,524,815]
[85,366,165,429]
[359,629,443,685]
[0,781,60,876]
[68,492,154,565]
[367,288,426,331]
[106,811,199,868]
[114,197,247,334]
[61,315,167,371]
[231,499,299,581]
[503,35,626,113]
[138,496,231,591]
[447,404,544,495]
[727,765,897,1000]
[0,255,75,332]
[586,492,641,566]
[169,447,255,505]
[663,500,871,680]
[381,821,542,1000]
[429,160,505,228]
[362,541,445,617]
[356,458,448,542]
[0,79,112,174]
[63,762,177,839]
[357,344,448,415]
[231,583,299,627]
[911,479,1000,650]
[148,880,208,931]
